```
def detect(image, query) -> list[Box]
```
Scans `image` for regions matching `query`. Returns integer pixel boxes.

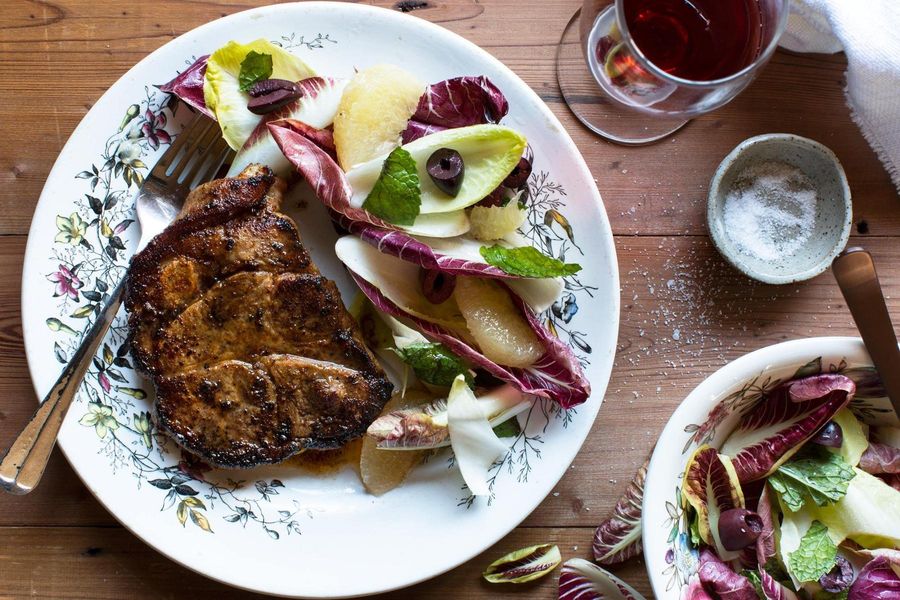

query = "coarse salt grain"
[722,161,817,262]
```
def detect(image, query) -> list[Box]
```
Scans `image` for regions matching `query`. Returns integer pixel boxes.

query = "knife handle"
[832,248,900,416]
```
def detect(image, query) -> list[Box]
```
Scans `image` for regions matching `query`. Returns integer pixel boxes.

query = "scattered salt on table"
[722,161,817,262]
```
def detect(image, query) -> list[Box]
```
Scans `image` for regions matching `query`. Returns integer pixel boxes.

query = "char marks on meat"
[125,164,392,468]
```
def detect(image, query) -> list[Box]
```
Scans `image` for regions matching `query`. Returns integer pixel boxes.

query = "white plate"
[642,337,898,598]
[21,3,619,597]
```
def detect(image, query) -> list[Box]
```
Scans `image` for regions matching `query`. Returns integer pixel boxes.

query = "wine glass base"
[556,9,689,146]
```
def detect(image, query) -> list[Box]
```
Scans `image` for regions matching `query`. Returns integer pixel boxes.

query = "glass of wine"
[556,0,790,145]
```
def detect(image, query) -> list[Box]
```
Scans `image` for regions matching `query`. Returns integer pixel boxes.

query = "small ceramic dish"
[707,134,852,284]
[642,337,899,599]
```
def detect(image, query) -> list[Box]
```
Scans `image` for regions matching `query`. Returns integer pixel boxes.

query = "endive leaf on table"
[558,558,646,600]
[593,458,648,565]
[447,375,508,496]
[482,543,561,584]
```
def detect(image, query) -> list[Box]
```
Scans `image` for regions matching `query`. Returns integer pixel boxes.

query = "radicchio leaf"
[337,217,509,278]
[721,374,855,483]
[758,568,799,600]
[366,384,530,449]
[335,217,565,312]
[593,459,647,565]
[349,269,589,407]
[696,548,760,600]
[227,77,345,176]
[402,76,509,143]
[682,446,746,560]
[158,55,213,118]
[848,556,900,600]
[859,442,900,475]
[482,543,561,584]
[558,558,646,600]
[268,120,395,229]
[820,556,854,593]
[756,484,777,566]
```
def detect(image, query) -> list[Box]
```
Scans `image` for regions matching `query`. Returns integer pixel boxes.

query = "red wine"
[623,0,763,81]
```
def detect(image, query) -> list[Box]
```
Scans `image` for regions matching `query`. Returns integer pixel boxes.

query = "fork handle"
[0,278,126,495]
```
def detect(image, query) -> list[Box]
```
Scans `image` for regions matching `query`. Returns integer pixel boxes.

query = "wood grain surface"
[0,0,897,598]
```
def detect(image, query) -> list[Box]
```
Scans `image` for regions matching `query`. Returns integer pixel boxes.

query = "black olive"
[476,187,506,207]
[819,556,854,593]
[427,148,464,197]
[812,421,843,448]
[503,156,532,189]
[248,78,301,98]
[718,508,763,551]
[247,80,303,115]
[420,269,457,305]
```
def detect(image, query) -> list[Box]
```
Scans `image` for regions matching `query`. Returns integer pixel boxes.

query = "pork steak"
[125,164,392,468]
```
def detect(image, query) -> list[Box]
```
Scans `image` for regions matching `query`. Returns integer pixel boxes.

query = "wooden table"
[1,1,897,597]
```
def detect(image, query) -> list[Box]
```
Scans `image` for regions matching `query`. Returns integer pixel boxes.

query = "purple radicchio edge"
[695,548,759,600]
[858,442,900,475]
[157,54,213,119]
[592,458,648,565]
[349,271,590,408]
[722,374,856,483]
[848,555,900,600]
[401,76,509,143]
[269,120,531,279]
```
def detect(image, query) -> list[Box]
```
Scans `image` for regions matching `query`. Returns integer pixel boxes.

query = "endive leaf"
[447,375,508,496]
[483,543,561,584]
[593,458,647,565]
[681,445,745,560]
[558,558,646,600]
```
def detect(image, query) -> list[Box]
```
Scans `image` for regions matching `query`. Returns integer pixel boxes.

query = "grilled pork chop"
[125,165,392,468]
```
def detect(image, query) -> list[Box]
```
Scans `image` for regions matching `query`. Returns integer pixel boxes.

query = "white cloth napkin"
[780,0,900,191]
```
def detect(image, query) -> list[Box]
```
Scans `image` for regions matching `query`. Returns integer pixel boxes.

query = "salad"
[160,39,592,496]
[676,372,900,600]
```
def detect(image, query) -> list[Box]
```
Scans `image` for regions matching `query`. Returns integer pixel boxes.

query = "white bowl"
[707,134,852,284]
[642,337,898,598]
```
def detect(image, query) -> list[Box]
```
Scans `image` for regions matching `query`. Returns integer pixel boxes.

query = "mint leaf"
[396,342,471,387]
[768,448,856,512]
[788,521,837,582]
[238,51,273,92]
[492,418,521,439]
[480,245,581,278]
[362,147,420,226]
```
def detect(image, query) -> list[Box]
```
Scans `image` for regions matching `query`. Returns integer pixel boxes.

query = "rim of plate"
[641,336,868,599]
[20,3,620,596]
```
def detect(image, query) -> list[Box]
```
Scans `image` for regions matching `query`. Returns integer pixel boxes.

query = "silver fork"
[0,112,232,494]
